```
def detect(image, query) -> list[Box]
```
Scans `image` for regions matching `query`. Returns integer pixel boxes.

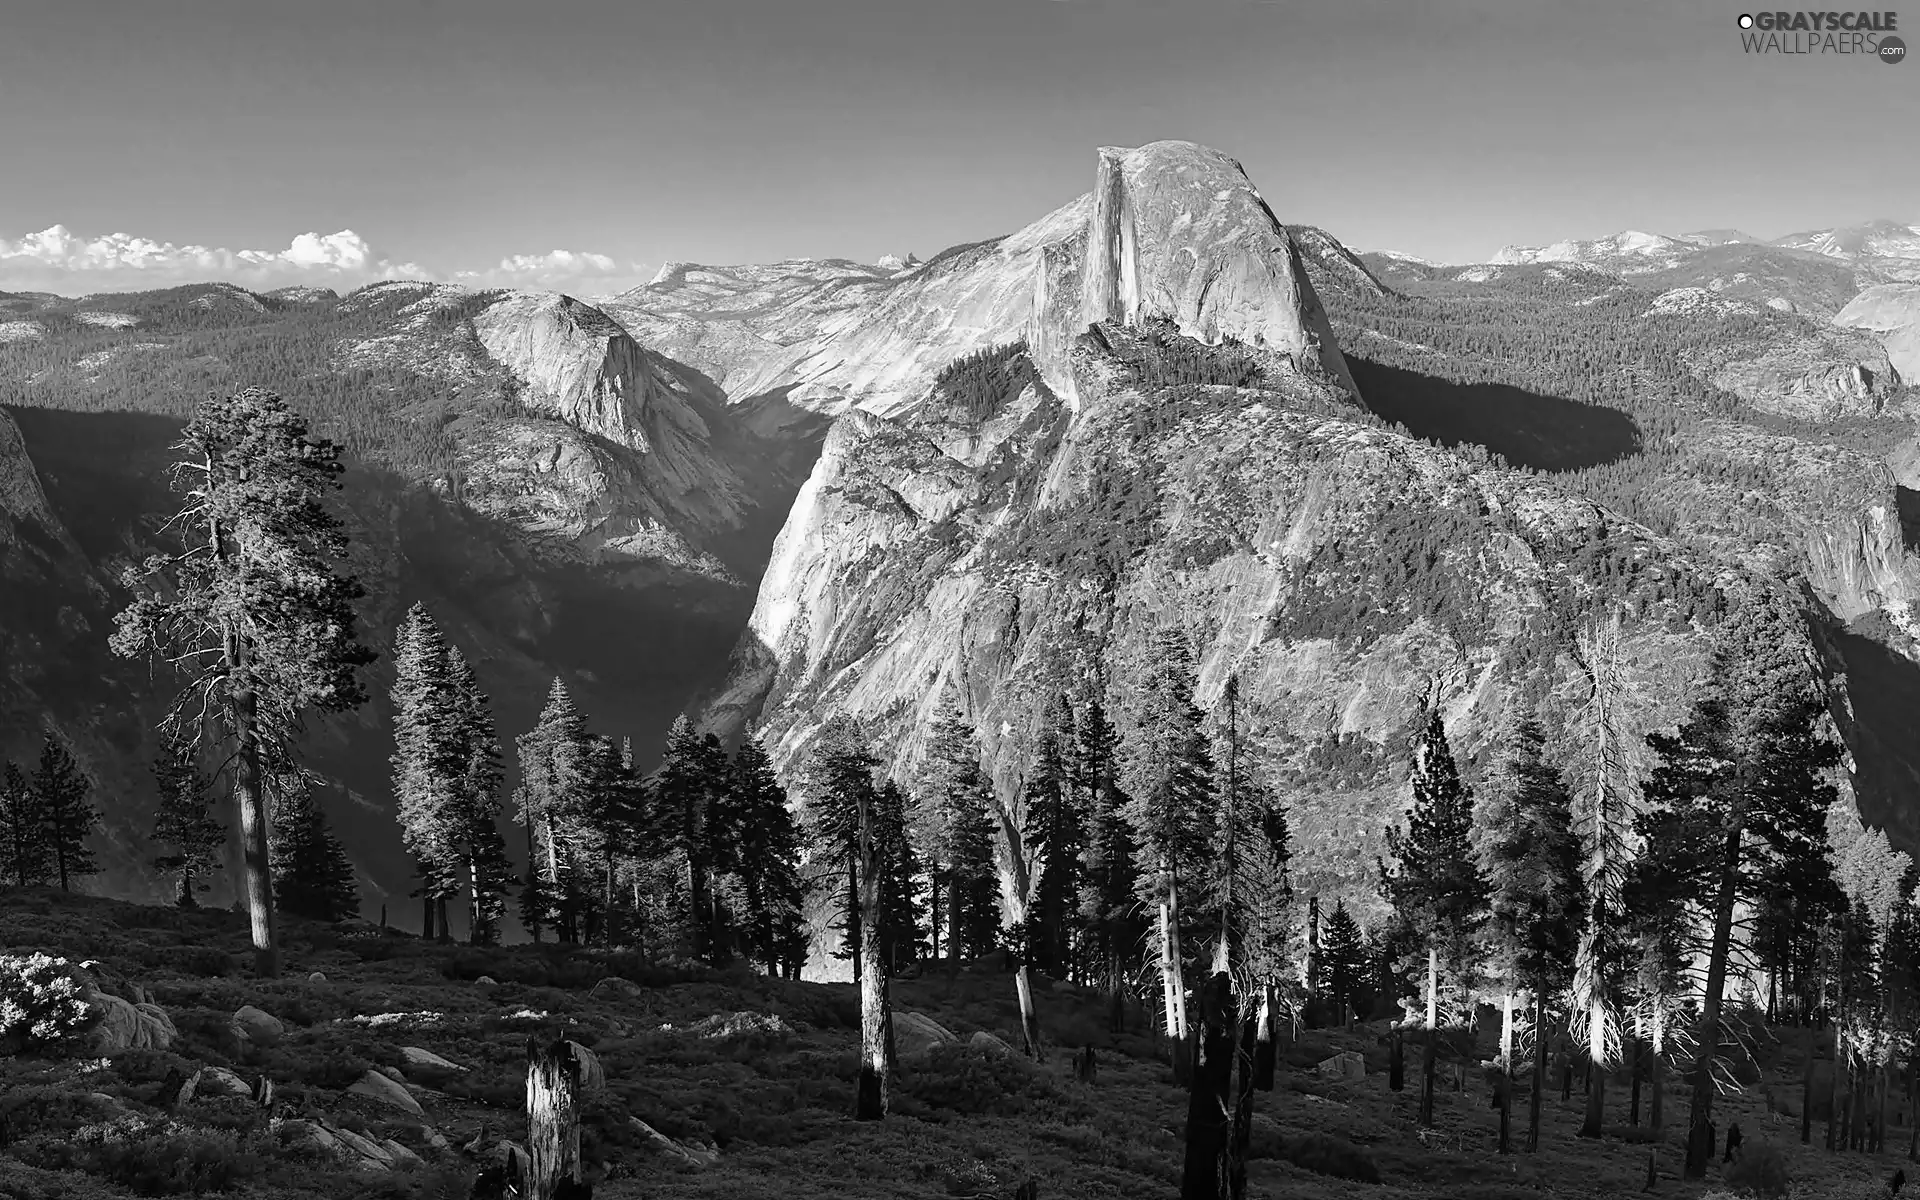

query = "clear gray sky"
[1,0,1916,293]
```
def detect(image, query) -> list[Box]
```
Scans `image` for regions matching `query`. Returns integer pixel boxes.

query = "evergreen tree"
[515,678,594,943]
[1024,696,1084,980]
[1474,710,1583,1152]
[1320,901,1368,1019]
[1119,627,1217,1072]
[655,716,721,959]
[0,760,50,888]
[1634,588,1842,1178]
[270,771,360,922]
[1074,691,1141,1028]
[875,779,925,971]
[1382,700,1488,1127]
[32,734,99,893]
[151,727,225,907]
[111,386,376,976]
[804,716,883,979]
[390,602,462,940]
[445,646,512,945]
[917,695,999,960]
[731,736,805,975]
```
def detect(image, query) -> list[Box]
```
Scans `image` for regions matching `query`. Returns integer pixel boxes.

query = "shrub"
[1722,1137,1790,1199]
[0,952,98,1054]
[1282,1131,1381,1184]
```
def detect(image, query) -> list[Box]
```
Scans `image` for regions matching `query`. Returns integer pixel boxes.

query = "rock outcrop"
[1835,283,1920,384]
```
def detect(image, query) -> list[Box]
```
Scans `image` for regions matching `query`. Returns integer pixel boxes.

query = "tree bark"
[1161,876,1189,1083]
[1180,971,1236,1200]
[1630,1035,1642,1126]
[1498,990,1514,1154]
[1583,1064,1607,1138]
[1252,984,1276,1091]
[1015,959,1043,1062]
[1228,1012,1257,1200]
[231,677,279,978]
[1829,1028,1844,1152]
[1650,1013,1665,1136]
[1420,947,1438,1127]
[1389,1026,1405,1092]
[854,789,888,1121]
[525,1034,583,1200]
[1683,822,1743,1180]
[1529,987,1547,1152]
[1802,1022,1815,1144]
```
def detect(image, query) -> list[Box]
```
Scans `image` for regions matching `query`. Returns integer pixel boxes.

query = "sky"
[1,0,1916,296]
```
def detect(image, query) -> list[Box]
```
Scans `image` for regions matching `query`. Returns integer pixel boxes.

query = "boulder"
[179,1066,251,1105]
[86,991,174,1053]
[969,1030,1015,1060]
[231,1005,285,1047]
[308,972,328,984]
[381,1138,424,1168]
[333,1125,398,1169]
[686,1011,795,1041]
[349,1068,425,1115]
[1317,1050,1366,1080]
[587,976,647,1002]
[400,1046,467,1072]
[474,975,499,987]
[892,1011,958,1060]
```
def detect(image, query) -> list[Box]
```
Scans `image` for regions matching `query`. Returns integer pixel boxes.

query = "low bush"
[1282,1131,1382,1184]
[1722,1137,1790,1199]
[0,952,98,1054]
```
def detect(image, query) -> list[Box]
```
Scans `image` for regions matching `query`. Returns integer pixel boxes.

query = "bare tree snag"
[854,783,888,1120]
[1179,971,1236,1199]
[526,1034,584,1200]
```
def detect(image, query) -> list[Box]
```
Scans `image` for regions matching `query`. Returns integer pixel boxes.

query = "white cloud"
[0,225,645,298]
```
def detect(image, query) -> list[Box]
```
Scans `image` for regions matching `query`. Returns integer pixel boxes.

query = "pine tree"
[1320,902,1368,1018]
[151,727,225,907]
[804,716,883,979]
[111,386,376,976]
[270,771,360,922]
[1024,696,1084,981]
[1382,701,1488,1127]
[1074,691,1141,1030]
[875,779,925,972]
[0,760,50,888]
[390,602,463,940]
[655,716,721,959]
[1474,710,1583,1153]
[516,679,594,943]
[1569,611,1642,1137]
[1119,627,1217,1076]
[1634,588,1842,1178]
[917,696,999,961]
[446,646,512,945]
[33,734,98,893]
[732,736,805,975]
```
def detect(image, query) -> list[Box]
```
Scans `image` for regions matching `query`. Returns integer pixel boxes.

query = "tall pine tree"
[0,760,49,887]
[270,770,360,922]
[1024,696,1084,981]
[1382,700,1488,1127]
[516,679,595,943]
[391,602,462,940]
[1075,691,1141,1031]
[446,646,512,945]
[731,737,806,976]
[111,386,376,976]
[917,696,999,961]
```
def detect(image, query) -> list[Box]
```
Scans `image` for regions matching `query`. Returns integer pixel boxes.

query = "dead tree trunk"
[1180,971,1236,1200]
[855,786,888,1121]
[1419,947,1438,1127]
[1529,988,1548,1152]
[1252,983,1277,1091]
[1390,1026,1405,1091]
[231,674,279,978]
[1803,1023,1816,1144]
[525,1035,583,1200]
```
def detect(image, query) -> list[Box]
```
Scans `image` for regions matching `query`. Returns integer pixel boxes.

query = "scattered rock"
[308,972,328,984]
[474,975,499,987]
[892,1010,959,1060]
[231,1005,285,1047]
[179,1066,251,1105]
[420,1125,452,1152]
[630,1116,719,1167]
[1317,1051,1367,1080]
[400,1046,467,1072]
[349,1069,425,1115]
[587,976,646,1002]
[86,991,174,1053]
[686,1011,795,1041]
[333,1125,399,1168]
[381,1138,424,1168]
[969,1030,1015,1060]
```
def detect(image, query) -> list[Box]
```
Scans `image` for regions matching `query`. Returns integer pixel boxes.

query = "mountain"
[1836,283,1920,383]
[691,141,1920,914]
[1490,230,1699,272]
[0,281,824,909]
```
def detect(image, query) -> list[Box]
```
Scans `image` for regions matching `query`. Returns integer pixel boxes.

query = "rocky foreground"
[0,888,1909,1200]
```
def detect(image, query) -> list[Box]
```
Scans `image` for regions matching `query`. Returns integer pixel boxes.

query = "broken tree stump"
[1073,1046,1099,1085]
[526,1033,585,1200]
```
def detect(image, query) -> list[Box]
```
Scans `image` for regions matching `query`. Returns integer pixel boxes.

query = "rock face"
[1835,283,1920,384]
[892,1011,959,1060]
[605,140,1358,418]
[86,991,176,1054]
[231,1005,285,1047]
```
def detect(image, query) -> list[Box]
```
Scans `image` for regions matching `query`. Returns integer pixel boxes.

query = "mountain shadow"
[1824,622,1920,857]
[1347,356,1642,472]
[1898,483,1920,553]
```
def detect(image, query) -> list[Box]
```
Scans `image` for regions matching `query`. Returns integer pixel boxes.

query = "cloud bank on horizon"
[0,225,648,298]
